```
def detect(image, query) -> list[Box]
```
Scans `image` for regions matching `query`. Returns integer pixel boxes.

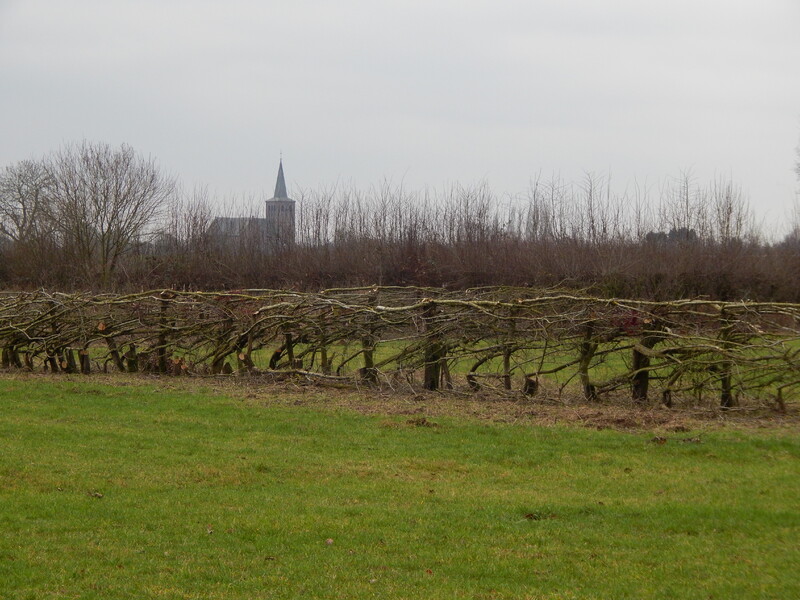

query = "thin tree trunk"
[579,322,598,401]
[422,301,444,391]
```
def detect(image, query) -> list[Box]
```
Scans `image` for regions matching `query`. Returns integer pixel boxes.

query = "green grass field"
[1,375,798,599]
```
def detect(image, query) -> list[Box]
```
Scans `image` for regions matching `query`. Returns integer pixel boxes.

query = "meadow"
[1,375,798,599]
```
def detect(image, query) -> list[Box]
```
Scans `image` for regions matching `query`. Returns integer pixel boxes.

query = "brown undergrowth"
[2,371,797,434]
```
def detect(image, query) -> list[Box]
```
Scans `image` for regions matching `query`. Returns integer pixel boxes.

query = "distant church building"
[207,160,296,249]
[264,160,296,245]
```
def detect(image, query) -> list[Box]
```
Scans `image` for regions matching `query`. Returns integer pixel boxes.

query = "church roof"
[272,160,288,200]
[207,216,270,238]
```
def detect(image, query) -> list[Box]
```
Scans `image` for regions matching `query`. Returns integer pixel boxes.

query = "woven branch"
[1,287,798,409]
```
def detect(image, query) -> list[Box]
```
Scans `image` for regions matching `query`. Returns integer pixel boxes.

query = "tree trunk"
[125,344,139,372]
[578,322,598,401]
[422,301,444,391]
[79,348,91,374]
[718,311,738,410]
[157,294,171,374]
[63,348,77,374]
[631,329,661,403]
[502,347,512,390]
[105,336,126,372]
[523,376,539,396]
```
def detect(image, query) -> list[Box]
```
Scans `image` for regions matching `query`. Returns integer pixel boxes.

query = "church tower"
[265,159,296,245]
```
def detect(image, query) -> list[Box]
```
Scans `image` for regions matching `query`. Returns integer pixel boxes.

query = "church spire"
[273,159,288,199]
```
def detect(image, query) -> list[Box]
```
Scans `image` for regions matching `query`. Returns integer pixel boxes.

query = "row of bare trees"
[140,173,797,300]
[2,143,799,299]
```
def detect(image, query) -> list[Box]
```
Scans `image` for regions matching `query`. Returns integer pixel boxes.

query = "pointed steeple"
[264,157,296,246]
[273,160,288,199]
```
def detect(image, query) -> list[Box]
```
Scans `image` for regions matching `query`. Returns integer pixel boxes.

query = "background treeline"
[2,141,799,299]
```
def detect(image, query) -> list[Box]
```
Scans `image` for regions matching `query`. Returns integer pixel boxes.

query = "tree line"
[1,141,799,300]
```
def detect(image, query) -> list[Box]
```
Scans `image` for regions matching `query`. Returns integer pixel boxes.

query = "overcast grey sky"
[1,0,799,228]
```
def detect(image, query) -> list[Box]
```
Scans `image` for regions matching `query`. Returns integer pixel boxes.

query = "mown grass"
[1,375,798,599]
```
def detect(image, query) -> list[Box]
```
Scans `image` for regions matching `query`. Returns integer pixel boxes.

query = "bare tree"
[0,159,60,283]
[0,159,51,242]
[44,141,176,286]
[709,177,754,244]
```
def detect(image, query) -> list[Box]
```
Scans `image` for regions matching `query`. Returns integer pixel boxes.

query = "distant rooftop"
[207,216,270,239]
